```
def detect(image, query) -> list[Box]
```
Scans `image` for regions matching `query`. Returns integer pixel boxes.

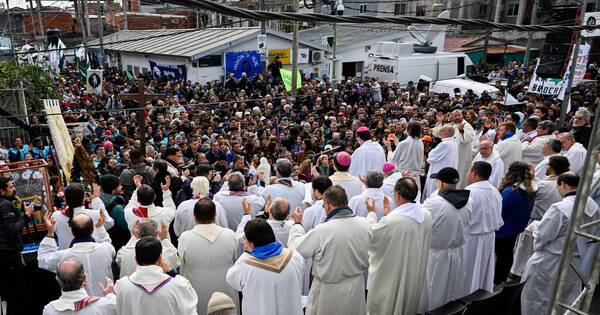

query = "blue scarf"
[501,131,515,141]
[70,236,95,248]
[251,241,283,260]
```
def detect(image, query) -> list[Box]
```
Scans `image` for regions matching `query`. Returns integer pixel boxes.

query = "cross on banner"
[117,79,166,148]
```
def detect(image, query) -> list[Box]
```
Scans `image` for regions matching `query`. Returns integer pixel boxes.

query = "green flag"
[280,68,302,92]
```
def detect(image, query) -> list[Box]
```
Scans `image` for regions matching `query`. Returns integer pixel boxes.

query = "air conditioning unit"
[311,50,324,63]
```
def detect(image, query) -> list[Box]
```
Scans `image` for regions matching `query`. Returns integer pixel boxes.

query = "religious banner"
[280,68,302,92]
[43,99,74,181]
[268,49,291,64]
[224,51,262,79]
[149,60,187,81]
[297,48,310,64]
[528,43,590,100]
[86,69,103,94]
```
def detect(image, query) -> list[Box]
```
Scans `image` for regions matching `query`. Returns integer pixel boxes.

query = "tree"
[0,61,60,113]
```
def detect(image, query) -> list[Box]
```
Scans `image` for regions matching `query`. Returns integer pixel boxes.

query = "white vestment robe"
[522,135,555,166]
[464,181,503,294]
[302,200,326,232]
[420,192,470,313]
[124,189,176,235]
[521,195,599,315]
[262,180,306,211]
[534,153,560,180]
[115,265,198,315]
[329,172,365,200]
[349,140,387,177]
[38,238,115,297]
[472,152,505,188]
[424,138,458,198]
[116,237,179,278]
[52,205,112,250]
[226,249,305,315]
[494,134,522,174]
[288,215,371,315]
[452,120,476,188]
[213,191,265,231]
[42,288,116,315]
[348,188,386,220]
[380,172,424,209]
[178,224,239,315]
[173,198,228,236]
[236,215,294,247]
[562,142,587,175]
[510,177,562,276]
[366,203,432,315]
[388,136,424,173]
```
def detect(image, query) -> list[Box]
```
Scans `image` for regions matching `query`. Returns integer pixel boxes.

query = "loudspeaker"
[535,7,581,79]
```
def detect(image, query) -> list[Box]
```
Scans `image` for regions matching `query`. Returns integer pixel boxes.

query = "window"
[359,4,368,14]
[416,6,426,16]
[479,4,488,17]
[133,66,140,75]
[127,65,133,73]
[507,3,519,16]
[142,67,148,74]
[394,4,406,15]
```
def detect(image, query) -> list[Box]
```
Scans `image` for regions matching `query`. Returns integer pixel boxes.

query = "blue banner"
[225,51,262,79]
[149,61,187,81]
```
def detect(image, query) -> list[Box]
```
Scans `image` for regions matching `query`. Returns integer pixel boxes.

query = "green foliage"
[0,61,59,112]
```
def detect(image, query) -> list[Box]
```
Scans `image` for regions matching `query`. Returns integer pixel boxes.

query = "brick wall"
[22,11,81,36]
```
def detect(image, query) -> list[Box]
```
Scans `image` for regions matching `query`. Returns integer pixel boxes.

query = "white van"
[432,79,500,98]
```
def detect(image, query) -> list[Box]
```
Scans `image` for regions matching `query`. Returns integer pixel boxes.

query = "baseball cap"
[334,152,352,167]
[421,135,433,143]
[430,167,460,184]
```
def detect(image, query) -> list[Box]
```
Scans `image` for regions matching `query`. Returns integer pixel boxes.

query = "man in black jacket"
[0,177,35,315]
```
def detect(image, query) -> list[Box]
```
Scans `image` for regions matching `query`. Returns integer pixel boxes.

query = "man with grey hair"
[43,256,116,315]
[262,158,306,210]
[424,125,459,199]
[571,107,592,148]
[522,120,556,165]
[558,132,587,175]
[214,172,265,230]
[349,171,387,220]
[237,196,295,247]
[116,219,179,278]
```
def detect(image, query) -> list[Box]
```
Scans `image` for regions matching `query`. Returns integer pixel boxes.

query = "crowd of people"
[1,58,600,315]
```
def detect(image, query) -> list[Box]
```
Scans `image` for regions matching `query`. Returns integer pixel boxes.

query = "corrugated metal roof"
[299,23,414,51]
[88,28,260,59]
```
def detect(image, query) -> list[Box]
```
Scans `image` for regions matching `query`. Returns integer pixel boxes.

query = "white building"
[88,27,328,83]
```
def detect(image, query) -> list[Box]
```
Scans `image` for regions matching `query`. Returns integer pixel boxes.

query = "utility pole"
[76,0,87,42]
[481,30,491,70]
[83,0,91,39]
[122,0,128,30]
[291,0,299,96]
[28,0,36,39]
[260,0,267,78]
[97,0,105,67]
[35,0,44,42]
[523,0,538,66]
[5,0,14,57]
[331,0,343,106]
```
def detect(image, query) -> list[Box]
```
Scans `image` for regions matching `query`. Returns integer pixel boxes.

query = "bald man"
[38,213,116,297]
[424,125,459,199]
[236,197,294,247]
[472,140,504,188]
[433,110,475,188]
[558,132,587,175]
[43,256,116,315]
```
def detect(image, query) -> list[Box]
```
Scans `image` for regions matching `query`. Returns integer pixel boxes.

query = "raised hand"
[383,196,392,216]
[290,207,303,224]
[44,211,55,237]
[133,175,143,189]
[365,198,376,213]
[242,198,252,215]
[95,209,106,228]
[99,277,115,296]
[161,175,171,191]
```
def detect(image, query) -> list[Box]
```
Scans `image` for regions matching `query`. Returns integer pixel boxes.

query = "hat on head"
[334,151,352,167]
[357,126,369,133]
[207,292,236,314]
[324,144,333,151]
[421,135,433,143]
[383,162,396,174]
[430,167,460,184]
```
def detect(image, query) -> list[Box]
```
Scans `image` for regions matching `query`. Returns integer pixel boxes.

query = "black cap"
[430,167,460,184]
[100,174,121,193]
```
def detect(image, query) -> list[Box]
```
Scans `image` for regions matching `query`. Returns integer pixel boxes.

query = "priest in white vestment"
[329,152,365,200]
[463,162,503,294]
[472,140,505,188]
[115,236,198,315]
[42,256,116,315]
[178,198,239,315]
[236,197,294,247]
[366,177,431,315]
[385,122,424,173]
[116,219,179,278]
[521,120,556,165]
[38,213,115,297]
[302,176,332,231]
[533,139,562,180]
[288,185,371,315]
[174,176,228,236]
[559,132,587,175]
[433,110,475,188]
[349,171,386,220]
[420,167,470,313]
[52,183,112,249]
[124,176,176,235]
[348,126,386,177]
[424,125,459,199]
[262,158,306,210]
[213,172,265,230]
[226,219,304,315]
[494,122,522,174]
[521,173,599,315]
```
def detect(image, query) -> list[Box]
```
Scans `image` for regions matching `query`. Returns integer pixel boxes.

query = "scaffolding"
[548,101,600,315]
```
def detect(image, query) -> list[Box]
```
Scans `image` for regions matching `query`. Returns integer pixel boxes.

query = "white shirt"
[563,142,587,175]
[213,191,265,230]
[464,181,503,234]
[388,137,424,173]
[52,205,112,250]
[174,198,228,237]
[262,180,306,211]
[349,188,386,220]
[534,153,560,180]
[124,189,176,234]
[522,134,555,166]
[116,237,180,279]
[302,200,326,232]
[329,171,365,200]
[349,140,387,177]
[495,134,523,174]
[43,288,116,315]
[472,152,505,188]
